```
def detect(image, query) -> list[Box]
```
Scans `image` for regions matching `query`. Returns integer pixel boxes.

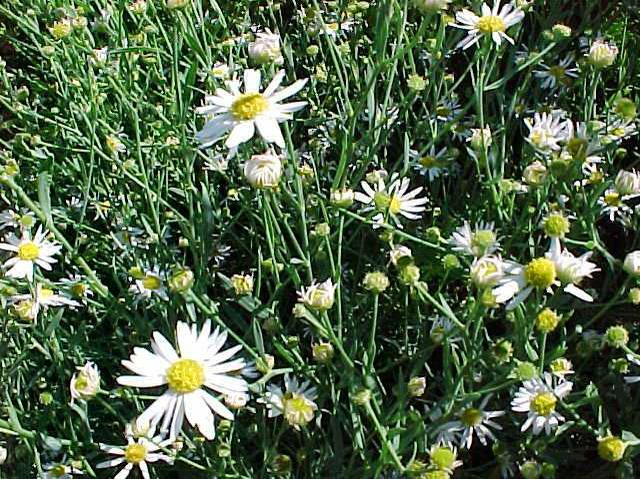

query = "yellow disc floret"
[124,443,147,464]
[460,407,483,427]
[142,274,162,290]
[598,436,627,462]
[166,358,205,393]
[17,241,40,261]
[524,258,556,289]
[530,392,556,417]
[477,15,506,34]
[388,195,402,215]
[231,93,269,120]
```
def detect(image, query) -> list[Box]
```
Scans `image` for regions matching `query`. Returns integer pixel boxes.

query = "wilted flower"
[248,31,284,65]
[587,39,618,68]
[70,361,101,401]
[298,279,336,311]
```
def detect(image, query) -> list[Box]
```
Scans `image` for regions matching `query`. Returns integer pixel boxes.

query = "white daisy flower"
[492,253,559,310]
[451,1,525,50]
[117,320,248,440]
[549,357,574,378]
[434,98,462,122]
[470,254,507,288]
[511,373,573,435]
[60,274,94,300]
[298,278,336,312]
[195,69,308,150]
[0,226,61,281]
[437,397,505,449]
[598,189,632,222]
[410,146,453,181]
[430,316,461,345]
[262,374,318,429]
[42,463,83,478]
[524,111,569,154]
[129,267,168,302]
[450,221,499,257]
[10,283,80,322]
[546,238,599,302]
[533,55,579,90]
[96,427,173,479]
[354,173,428,228]
[606,119,637,143]
[0,208,35,230]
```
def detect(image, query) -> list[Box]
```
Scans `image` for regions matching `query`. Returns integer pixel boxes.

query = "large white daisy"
[0,226,61,281]
[196,69,308,150]
[117,320,249,440]
[451,1,525,50]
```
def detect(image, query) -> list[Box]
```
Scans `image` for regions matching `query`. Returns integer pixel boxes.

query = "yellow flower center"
[282,392,316,427]
[524,257,556,289]
[17,241,40,261]
[40,288,54,300]
[471,230,496,254]
[530,392,556,416]
[231,93,269,121]
[388,195,402,215]
[49,465,67,477]
[373,191,391,211]
[430,446,456,470]
[610,127,625,138]
[124,443,147,464]
[71,283,87,297]
[477,15,506,34]
[604,191,621,207]
[460,407,483,427]
[548,65,566,80]
[19,215,34,228]
[436,105,451,117]
[166,358,205,393]
[141,274,162,290]
[419,155,441,168]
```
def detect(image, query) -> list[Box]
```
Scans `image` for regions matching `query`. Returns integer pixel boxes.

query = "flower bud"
[408,376,426,397]
[587,39,618,68]
[330,188,355,207]
[363,271,390,294]
[168,268,194,293]
[244,152,282,189]
[523,161,548,187]
[70,361,101,401]
[604,325,628,348]
[623,251,640,277]
[249,32,283,65]
[298,279,336,311]
[614,170,640,196]
[535,308,560,333]
[312,342,334,363]
[468,127,492,151]
[598,436,626,462]
[231,274,253,296]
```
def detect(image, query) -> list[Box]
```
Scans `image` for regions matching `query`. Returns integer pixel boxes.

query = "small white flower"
[450,222,499,257]
[0,208,35,230]
[196,69,308,150]
[546,238,599,302]
[470,255,506,288]
[117,320,248,440]
[42,463,83,478]
[129,267,168,302]
[389,244,413,267]
[298,279,336,312]
[354,173,428,228]
[587,39,618,68]
[524,111,569,154]
[10,283,80,322]
[598,189,632,222]
[410,145,453,181]
[0,226,61,281]
[437,397,505,449]
[70,361,101,401]
[244,151,282,189]
[262,375,318,429]
[248,31,283,65]
[492,254,559,310]
[606,119,637,143]
[96,427,173,479]
[511,373,573,435]
[533,55,579,90]
[451,1,525,50]
[614,170,640,196]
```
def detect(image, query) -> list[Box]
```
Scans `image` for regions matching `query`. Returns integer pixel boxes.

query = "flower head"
[0,226,61,281]
[117,320,248,440]
[263,375,318,429]
[248,31,283,65]
[298,279,336,311]
[451,1,525,50]
[450,222,499,257]
[70,361,101,401]
[511,373,572,435]
[244,152,282,189]
[196,69,307,150]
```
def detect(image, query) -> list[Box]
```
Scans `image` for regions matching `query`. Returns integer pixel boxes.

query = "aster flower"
[427,442,463,474]
[298,279,336,312]
[492,254,559,310]
[42,463,83,478]
[437,397,505,449]
[511,373,573,435]
[450,222,499,257]
[546,238,599,302]
[533,55,579,90]
[129,267,168,302]
[96,426,173,479]
[262,375,318,429]
[564,120,602,168]
[434,98,462,122]
[469,254,507,288]
[70,361,101,401]
[117,320,249,440]
[354,173,428,228]
[0,208,35,230]
[196,69,308,150]
[0,226,61,281]
[450,1,525,50]
[606,119,637,143]
[410,146,453,181]
[524,111,569,154]
[10,284,80,322]
[598,189,632,222]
